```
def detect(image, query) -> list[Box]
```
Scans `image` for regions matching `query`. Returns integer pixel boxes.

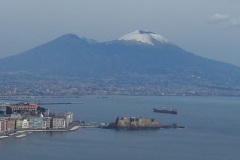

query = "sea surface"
[0,96,240,160]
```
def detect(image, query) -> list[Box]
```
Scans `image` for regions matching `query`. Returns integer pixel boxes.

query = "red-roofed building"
[10,103,38,112]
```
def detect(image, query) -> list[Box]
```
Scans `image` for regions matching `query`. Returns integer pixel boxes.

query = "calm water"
[0,96,240,160]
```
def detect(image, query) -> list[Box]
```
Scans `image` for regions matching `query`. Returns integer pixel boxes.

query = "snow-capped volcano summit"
[118,30,169,45]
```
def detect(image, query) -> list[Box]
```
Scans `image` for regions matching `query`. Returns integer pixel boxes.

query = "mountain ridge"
[0,30,240,96]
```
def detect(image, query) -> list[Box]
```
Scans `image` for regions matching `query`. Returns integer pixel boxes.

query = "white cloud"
[208,13,230,23]
[207,13,240,28]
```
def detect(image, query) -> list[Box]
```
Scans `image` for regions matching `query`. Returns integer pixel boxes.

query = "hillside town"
[0,102,75,136]
[1,72,240,97]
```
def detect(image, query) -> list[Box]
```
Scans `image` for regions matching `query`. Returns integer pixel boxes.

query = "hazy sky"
[0,0,240,66]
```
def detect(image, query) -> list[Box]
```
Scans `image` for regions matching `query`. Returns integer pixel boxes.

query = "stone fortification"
[115,117,160,129]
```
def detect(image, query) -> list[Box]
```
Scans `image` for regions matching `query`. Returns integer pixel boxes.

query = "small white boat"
[0,136,9,139]
[16,134,26,138]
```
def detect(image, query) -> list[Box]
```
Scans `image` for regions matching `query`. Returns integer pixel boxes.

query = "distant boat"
[16,134,26,138]
[0,136,9,139]
[153,108,177,114]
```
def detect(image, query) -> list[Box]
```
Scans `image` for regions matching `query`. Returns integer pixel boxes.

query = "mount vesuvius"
[0,30,240,96]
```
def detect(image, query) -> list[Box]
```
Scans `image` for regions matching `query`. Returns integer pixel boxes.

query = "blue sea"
[0,96,240,160]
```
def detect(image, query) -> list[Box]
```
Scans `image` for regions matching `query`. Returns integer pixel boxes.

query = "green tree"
[37,106,46,113]
[6,106,13,114]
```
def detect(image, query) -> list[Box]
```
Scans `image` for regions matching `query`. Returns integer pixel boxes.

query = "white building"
[65,112,73,127]
[22,119,29,129]
[51,117,66,129]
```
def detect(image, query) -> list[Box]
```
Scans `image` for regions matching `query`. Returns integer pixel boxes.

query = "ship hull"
[153,108,177,114]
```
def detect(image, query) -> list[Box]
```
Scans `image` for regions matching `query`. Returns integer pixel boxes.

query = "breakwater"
[39,102,84,105]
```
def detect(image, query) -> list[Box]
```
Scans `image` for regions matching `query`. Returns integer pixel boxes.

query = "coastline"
[0,124,82,140]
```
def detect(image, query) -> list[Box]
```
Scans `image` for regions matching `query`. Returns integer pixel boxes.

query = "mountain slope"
[0,30,240,87]
[0,34,101,76]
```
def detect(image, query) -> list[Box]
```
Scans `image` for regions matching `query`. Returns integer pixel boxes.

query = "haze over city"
[0,0,240,65]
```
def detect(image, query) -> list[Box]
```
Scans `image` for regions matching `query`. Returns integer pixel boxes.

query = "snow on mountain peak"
[118,30,169,45]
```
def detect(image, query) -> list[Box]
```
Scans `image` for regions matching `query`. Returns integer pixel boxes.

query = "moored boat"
[16,134,26,138]
[0,136,9,139]
[153,108,177,114]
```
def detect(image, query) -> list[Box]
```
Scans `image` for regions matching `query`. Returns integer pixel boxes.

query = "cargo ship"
[153,108,177,114]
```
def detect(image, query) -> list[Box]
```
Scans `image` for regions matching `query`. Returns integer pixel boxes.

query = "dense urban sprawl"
[0,73,240,96]
[0,102,74,134]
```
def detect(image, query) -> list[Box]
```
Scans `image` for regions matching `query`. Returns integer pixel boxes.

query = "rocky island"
[101,116,185,130]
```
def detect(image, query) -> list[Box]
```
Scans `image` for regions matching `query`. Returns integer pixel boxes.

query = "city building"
[65,112,73,127]
[6,118,16,131]
[10,102,38,112]
[44,117,51,129]
[22,119,29,129]
[0,119,7,132]
[16,119,23,129]
[29,117,46,129]
[0,100,74,133]
[51,117,66,129]
[0,113,22,119]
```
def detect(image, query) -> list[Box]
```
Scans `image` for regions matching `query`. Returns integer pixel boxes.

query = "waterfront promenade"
[0,122,94,140]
